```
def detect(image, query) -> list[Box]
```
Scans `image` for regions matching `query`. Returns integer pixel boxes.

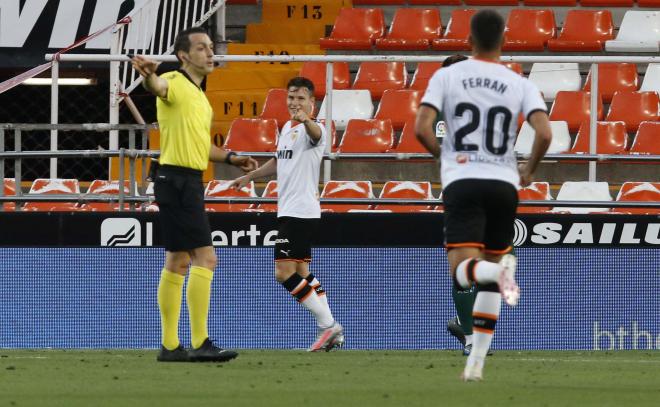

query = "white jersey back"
[276,120,326,218]
[421,59,547,188]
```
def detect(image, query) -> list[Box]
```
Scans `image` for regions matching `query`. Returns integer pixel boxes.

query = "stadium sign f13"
[513,218,660,246]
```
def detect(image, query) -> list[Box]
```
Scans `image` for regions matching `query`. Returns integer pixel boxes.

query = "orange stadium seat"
[408,0,460,4]
[319,8,385,50]
[375,9,442,51]
[547,10,614,52]
[503,9,556,52]
[431,9,476,51]
[321,180,374,212]
[253,180,279,212]
[606,91,660,133]
[79,180,135,212]
[374,181,435,212]
[374,89,422,130]
[580,0,633,6]
[549,91,604,132]
[23,178,80,212]
[571,121,628,154]
[260,89,290,129]
[387,122,429,154]
[629,121,660,155]
[338,119,395,153]
[409,62,443,91]
[465,0,517,5]
[523,0,575,4]
[2,178,16,211]
[611,182,660,215]
[583,63,639,103]
[224,118,278,152]
[299,62,351,99]
[502,62,523,75]
[205,180,256,212]
[353,0,405,5]
[352,62,407,100]
[638,0,660,6]
[517,182,553,214]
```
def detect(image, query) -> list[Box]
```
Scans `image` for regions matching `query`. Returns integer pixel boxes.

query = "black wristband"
[224,151,237,164]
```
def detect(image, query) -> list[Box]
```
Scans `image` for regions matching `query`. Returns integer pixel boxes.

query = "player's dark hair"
[287,77,315,97]
[442,54,468,68]
[470,10,505,52]
[173,27,209,63]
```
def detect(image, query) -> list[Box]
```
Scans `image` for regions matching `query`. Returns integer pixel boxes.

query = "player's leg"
[157,251,190,361]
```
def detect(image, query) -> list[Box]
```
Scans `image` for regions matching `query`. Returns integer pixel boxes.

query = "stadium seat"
[629,121,660,155]
[580,0,633,6]
[464,0,516,4]
[515,121,571,154]
[259,89,290,129]
[387,122,429,154]
[375,9,442,51]
[431,9,477,51]
[205,180,256,212]
[353,0,405,4]
[251,180,278,212]
[317,90,374,130]
[374,181,435,212]
[549,91,603,132]
[523,0,575,4]
[571,121,628,154]
[299,62,351,99]
[611,182,660,215]
[223,118,279,152]
[352,62,407,100]
[337,119,395,153]
[319,8,385,50]
[320,180,374,212]
[503,9,556,52]
[553,181,612,214]
[640,64,660,93]
[605,91,660,133]
[23,179,80,212]
[502,62,523,75]
[2,178,16,211]
[408,0,460,4]
[583,63,639,103]
[409,62,443,91]
[373,89,422,130]
[638,0,660,6]
[528,63,581,102]
[605,11,660,53]
[547,10,613,52]
[517,182,553,214]
[79,180,136,212]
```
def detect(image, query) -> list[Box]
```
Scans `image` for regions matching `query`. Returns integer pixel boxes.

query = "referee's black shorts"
[153,164,212,252]
[274,217,319,263]
[442,178,518,254]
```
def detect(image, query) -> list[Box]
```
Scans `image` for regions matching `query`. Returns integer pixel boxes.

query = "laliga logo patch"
[101,218,142,247]
[512,218,528,247]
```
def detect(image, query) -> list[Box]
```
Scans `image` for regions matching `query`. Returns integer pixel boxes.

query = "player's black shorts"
[274,217,319,262]
[442,178,518,254]
[154,164,212,252]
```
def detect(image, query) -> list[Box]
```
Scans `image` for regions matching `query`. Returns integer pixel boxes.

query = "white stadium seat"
[605,11,660,53]
[640,64,660,93]
[515,121,572,154]
[528,63,581,102]
[318,90,374,131]
[552,181,612,214]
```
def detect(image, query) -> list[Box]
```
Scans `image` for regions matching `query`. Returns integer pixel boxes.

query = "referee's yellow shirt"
[157,70,212,171]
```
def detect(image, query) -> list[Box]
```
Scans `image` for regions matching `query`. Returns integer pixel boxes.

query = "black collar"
[177,69,206,91]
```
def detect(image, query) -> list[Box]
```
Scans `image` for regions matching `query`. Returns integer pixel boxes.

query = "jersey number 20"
[453,102,512,155]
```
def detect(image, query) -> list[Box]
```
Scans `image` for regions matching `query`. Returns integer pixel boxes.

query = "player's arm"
[230,158,277,190]
[292,109,322,144]
[519,111,552,187]
[209,144,259,172]
[131,55,168,99]
[415,105,441,159]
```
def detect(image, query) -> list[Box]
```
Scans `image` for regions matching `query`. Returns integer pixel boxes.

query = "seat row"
[320,8,660,52]
[353,0,659,5]
[3,179,657,214]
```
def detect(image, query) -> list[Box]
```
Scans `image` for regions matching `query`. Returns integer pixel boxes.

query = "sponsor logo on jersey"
[277,150,293,159]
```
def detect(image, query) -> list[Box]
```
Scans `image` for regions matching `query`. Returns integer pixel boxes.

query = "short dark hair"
[286,77,315,96]
[470,10,505,52]
[442,54,468,68]
[173,27,209,62]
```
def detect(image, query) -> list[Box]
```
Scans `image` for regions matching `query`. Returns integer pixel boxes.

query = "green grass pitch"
[1,350,658,406]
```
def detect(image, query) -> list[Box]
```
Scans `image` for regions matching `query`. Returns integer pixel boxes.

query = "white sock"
[467,291,501,368]
[465,335,473,346]
[455,258,502,289]
[300,291,334,329]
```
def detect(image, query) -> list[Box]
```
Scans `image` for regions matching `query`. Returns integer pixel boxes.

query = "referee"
[131,27,257,362]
